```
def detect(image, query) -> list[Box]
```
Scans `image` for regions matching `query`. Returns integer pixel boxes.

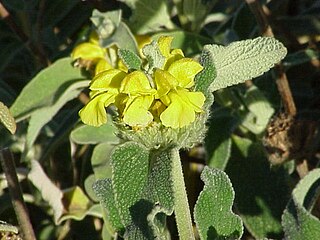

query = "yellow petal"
[123,96,154,127]
[118,59,128,72]
[158,36,173,58]
[90,69,126,91]
[176,89,205,112]
[71,42,105,61]
[154,69,178,98]
[95,58,113,75]
[135,34,152,57]
[168,58,203,88]
[79,93,116,127]
[120,71,155,95]
[160,92,196,128]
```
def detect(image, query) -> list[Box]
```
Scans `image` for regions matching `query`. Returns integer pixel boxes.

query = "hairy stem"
[0,149,36,240]
[171,148,195,240]
[245,0,297,116]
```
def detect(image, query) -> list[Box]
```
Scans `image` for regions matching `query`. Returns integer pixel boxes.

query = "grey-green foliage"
[10,58,85,121]
[142,40,165,73]
[118,49,142,70]
[94,142,175,239]
[205,108,237,170]
[26,80,89,150]
[70,121,118,145]
[238,85,275,134]
[122,0,174,34]
[203,37,287,92]
[91,9,138,54]
[194,166,243,240]
[282,169,320,240]
[227,135,289,239]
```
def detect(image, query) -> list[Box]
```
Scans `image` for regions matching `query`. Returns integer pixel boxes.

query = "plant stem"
[0,148,36,240]
[171,148,195,240]
[245,0,297,116]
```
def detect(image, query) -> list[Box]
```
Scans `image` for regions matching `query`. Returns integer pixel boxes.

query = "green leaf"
[25,80,89,150]
[28,160,64,224]
[239,85,274,134]
[92,10,138,54]
[84,174,99,202]
[194,47,217,98]
[123,0,175,34]
[94,178,124,233]
[226,135,290,239]
[91,142,114,180]
[108,142,174,238]
[111,142,150,224]
[0,101,16,134]
[91,10,121,39]
[142,40,165,73]
[118,49,142,70]
[58,186,92,224]
[70,121,118,145]
[207,37,287,92]
[182,0,217,31]
[194,166,243,240]
[10,57,85,121]
[205,108,237,170]
[282,169,320,240]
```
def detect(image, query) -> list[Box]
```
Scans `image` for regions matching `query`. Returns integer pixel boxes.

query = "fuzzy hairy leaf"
[239,85,274,134]
[70,121,118,145]
[28,160,64,224]
[26,80,89,150]
[282,169,320,240]
[207,37,287,91]
[194,47,217,99]
[91,143,114,180]
[142,40,165,73]
[122,0,174,34]
[205,108,236,170]
[96,142,174,239]
[91,10,121,39]
[94,178,124,234]
[227,136,290,239]
[118,49,142,70]
[194,166,243,240]
[10,58,85,121]
[92,10,138,54]
[0,101,16,134]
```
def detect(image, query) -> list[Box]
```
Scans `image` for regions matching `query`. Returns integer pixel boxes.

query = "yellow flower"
[157,36,184,70]
[77,34,206,129]
[120,71,156,127]
[154,45,205,128]
[79,69,126,126]
[159,89,205,128]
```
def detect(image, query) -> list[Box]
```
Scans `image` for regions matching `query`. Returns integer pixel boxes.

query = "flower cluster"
[72,36,205,129]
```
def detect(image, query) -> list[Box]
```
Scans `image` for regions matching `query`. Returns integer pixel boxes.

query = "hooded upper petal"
[167,58,203,88]
[79,93,116,127]
[123,95,154,127]
[120,71,156,96]
[90,69,126,92]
